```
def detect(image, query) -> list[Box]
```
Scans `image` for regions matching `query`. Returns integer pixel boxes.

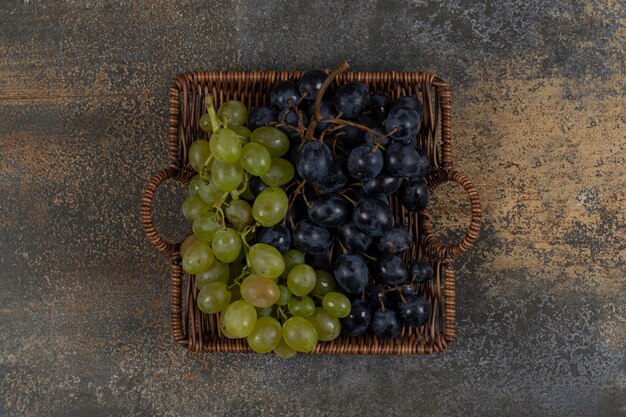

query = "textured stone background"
[1,1,624,416]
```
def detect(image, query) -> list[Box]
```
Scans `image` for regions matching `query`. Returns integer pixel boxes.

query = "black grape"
[375,255,409,285]
[333,254,369,294]
[292,220,331,254]
[362,173,402,196]
[318,157,349,193]
[308,194,352,228]
[409,260,434,284]
[248,175,269,197]
[247,106,277,130]
[334,81,370,118]
[353,197,394,237]
[341,300,372,337]
[398,295,431,327]
[257,224,291,253]
[306,252,332,272]
[308,100,338,134]
[270,80,300,110]
[376,226,412,254]
[408,148,430,179]
[347,144,384,180]
[365,284,388,309]
[385,143,421,177]
[368,94,390,122]
[399,179,430,212]
[390,96,423,115]
[278,107,308,140]
[384,106,421,143]
[337,124,363,150]
[371,308,400,340]
[337,222,373,253]
[298,70,327,102]
[296,141,333,182]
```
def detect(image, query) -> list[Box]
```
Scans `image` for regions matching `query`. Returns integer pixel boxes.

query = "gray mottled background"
[1,1,624,416]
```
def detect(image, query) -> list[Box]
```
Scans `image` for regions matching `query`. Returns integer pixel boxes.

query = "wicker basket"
[141,70,481,354]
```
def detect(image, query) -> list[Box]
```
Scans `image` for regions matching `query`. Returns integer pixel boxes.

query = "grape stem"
[205,95,221,133]
[230,173,249,200]
[214,192,230,225]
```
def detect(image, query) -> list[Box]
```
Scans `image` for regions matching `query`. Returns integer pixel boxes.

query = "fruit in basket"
[371,308,400,340]
[197,282,231,314]
[223,300,257,338]
[247,316,282,353]
[282,316,318,353]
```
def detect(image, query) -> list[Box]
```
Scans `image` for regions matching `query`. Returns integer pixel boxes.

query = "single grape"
[296,141,333,182]
[376,226,412,254]
[252,186,289,227]
[223,300,257,338]
[311,270,336,296]
[365,284,388,309]
[225,199,253,229]
[333,254,368,294]
[217,100,248,127]
[341,300,372,337]
[282,316,318,353]
[307,308,341,341]
[188,175,203,197]
[280,249,305,279]
[192,211,221,242]
[399,179,430,212]
[375,255,409,285]
[199,113,212,133]
[398,295,431,327]
[230,124,252,140]
[337,124,363,150]
[287,295,315,317]
[180,234,198,258]
[257,224,291,253]
[197,177,222,206]
[246,316,282,353]
[368,94,390,122]
[273,338,297,358]
[385,105,421,143]
[240,275,281,308]
[362,173,402,196]
[249,243,285,278]
[248,175,269,197]
[251,127,289,158]
[292,220,331,254]
[182,240,214,275]
[182,195,210,221]
[276,284,291,306]
[318,157,349,193]
[347,144,383,180]
[256,306,274,317]
[384,143,421,177]
[240,142,272,176]
[308,194,352,228]
[334,81,370,118]
[287,264,316,296]
[210,128,242,163]
[337,222,373,252]
[260,158,294,186]
[212,228,242,263]
[211,160,243,192]
[322,292,351,318]
[196,260,230,288]
[390,96,423,115]
[409,261,434,284]
[298,69,327,101]
[247,106,277,130]
[270,80,300,109]
[189,139,211,173]
[409,148,430,179]
[371,308,400,340]
[197,282,231,314]
[352,197,394,237]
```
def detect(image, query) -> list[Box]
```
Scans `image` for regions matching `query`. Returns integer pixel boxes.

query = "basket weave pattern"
[141,70,482,354]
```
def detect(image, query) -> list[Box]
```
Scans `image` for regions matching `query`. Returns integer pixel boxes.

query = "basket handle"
[420,169,482,259]
[140,165,188,254]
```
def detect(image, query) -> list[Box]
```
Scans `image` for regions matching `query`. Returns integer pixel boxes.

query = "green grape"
[229,262,244,280]
[196,260,229,288]
[287,295,315,317]
[217,100,248,127]
[247,316,282,353]
[276,285,291,306]
[251,127,289,157]
[256,306,274,317]
[197,177,222,206]
[180,234,198,258]
[240,275,281,308]
[197,282,231,314]
[311,270,337,297]
[199,113,212,133]
[182,195,210,221]
[219,311,236,338]
[192,211,221,242]
[230,124,251,141]
[249,243,285,278]
[225,199,253,229]
[189,139,211,172]
[282,316,318,353]
[223,300,257,338]
[210,128,243,163]
[287,264,316,296]
[211,160,243,192]
[252,187,288,227]
[307,308,341,341]
[212,228,242,263]
[273,338,297,359]
[260,158,295,186]
[240,143,272,176]
[182,240,214,275]
[280,249,305,279]
[322,292,351,318]
[188,175,203,196]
